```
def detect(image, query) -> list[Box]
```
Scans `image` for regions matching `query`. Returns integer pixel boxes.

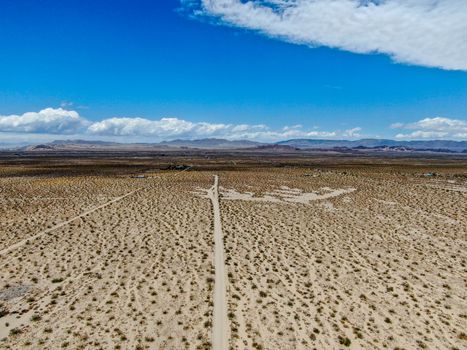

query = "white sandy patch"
[320,201,336,211]
[216,185,356,205]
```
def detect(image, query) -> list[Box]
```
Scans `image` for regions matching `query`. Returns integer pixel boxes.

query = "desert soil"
[0,170,215,349]
[1,163,466,350]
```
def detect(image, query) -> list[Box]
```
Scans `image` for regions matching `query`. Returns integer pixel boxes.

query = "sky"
[0,0,466,144]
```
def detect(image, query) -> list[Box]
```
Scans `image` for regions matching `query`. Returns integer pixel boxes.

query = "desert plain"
[0,152,466,350]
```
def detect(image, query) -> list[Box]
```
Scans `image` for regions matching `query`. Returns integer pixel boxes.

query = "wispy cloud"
[60,101,74,108]
[183,0,467,71]
[392,117,467,139]
[0,108,361,142]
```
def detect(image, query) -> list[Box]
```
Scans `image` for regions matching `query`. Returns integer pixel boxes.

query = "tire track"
[208,175,229,350]
[0,189,141,256]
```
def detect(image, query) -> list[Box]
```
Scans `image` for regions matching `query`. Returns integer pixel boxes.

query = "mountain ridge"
[277,138,467,151]
[12,137,467,152]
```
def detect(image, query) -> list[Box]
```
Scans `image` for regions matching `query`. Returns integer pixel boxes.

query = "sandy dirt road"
[0,189,140,256]
[208,175,229,350]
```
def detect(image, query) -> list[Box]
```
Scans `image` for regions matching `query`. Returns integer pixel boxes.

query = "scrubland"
[0,167,214,349]
[0,157,466,350]
[220,168,466,350]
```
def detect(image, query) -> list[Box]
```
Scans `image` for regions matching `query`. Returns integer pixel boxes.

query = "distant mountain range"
[39,138,263,149]
[159,138,263,149]
[0,141,32,150]
[277,139,467,152]
[50,139,120,146]
[10,138,467,153]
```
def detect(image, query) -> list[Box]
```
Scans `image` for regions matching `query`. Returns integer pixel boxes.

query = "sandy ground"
[0,189,140,256]
[0,171,215,349]
[218,168,466,350]
[1,163,466,350]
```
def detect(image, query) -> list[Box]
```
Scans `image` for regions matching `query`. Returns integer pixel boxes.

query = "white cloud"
[390,122,404,129]
[0,108,363,141]
[3,108,465,142]
[187,0,467,71]
[342,127,362,138]
[395,130,448,139]
[393,117,467,139]
[0,108,89,134]
[87,117,197,137]
[60,101,74,108]
[87,115,356,140]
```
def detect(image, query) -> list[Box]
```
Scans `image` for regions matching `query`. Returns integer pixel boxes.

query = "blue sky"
[0,0,466,143]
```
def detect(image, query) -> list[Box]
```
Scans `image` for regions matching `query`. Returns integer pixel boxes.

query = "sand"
[1,163,466,350]
[0,171,215,349]
[219,185,356,204]
[219,168,466,350]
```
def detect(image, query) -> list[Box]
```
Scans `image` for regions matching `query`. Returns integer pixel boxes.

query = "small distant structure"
[423,172,437,177]
[166,164,192,171]
[131,175,146,179]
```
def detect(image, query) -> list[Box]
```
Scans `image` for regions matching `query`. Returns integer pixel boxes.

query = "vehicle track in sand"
[208,175,229,350]
[0,189,141,256]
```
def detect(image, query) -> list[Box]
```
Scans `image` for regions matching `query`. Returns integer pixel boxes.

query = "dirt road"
[0,189,140,256]
[208,175,229,350]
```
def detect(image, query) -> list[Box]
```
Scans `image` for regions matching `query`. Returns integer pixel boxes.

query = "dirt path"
[208,175,229,350]
[0,189,141,256]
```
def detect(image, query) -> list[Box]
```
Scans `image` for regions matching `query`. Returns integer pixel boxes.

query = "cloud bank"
[0,108,89,134]
[2,108,465,142]
[185,0,467,71]
[392,117,467,139]
[0,108,361,141]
